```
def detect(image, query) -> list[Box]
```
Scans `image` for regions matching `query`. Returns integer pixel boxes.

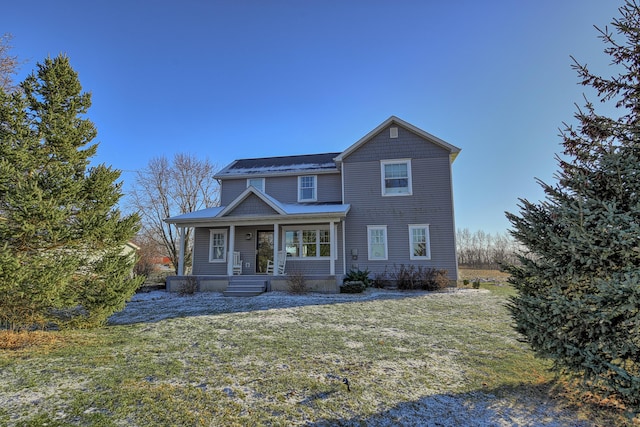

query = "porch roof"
[165,187,350,226]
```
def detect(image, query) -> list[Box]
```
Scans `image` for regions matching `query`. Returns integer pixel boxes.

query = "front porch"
[166,274,341,294]
[164,187,351,294]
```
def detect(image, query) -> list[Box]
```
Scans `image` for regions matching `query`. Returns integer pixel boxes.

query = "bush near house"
[392,265,449,291]
[340,281,367,293]
[343,269,371,287]
[370,265,449,291]
[286,270,308,294]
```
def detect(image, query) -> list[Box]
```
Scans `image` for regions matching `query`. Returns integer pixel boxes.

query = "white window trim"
[208,229,227,263]
[283,226,334,260]
[298,175,317,202]
[246,177,265,192]
[380,159,412,197]
[367,225,388,261]
[409,224,431,260]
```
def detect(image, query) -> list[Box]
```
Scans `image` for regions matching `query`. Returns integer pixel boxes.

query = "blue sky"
[2,1,623,234]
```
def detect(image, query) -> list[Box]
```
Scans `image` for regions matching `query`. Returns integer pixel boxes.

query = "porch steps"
[223,278,267,297]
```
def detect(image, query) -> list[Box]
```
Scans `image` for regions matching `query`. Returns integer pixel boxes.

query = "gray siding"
[342,125,458,280]
[220,172,342,205]
[227,193,278,216]
[220,179,246,205]
[346,125,450,163]
[192,227,226,275]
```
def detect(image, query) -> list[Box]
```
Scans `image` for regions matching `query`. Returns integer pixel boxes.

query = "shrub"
[177,276,198,296]
[286,270,308,294]
[340,281,366,293]
[133,256,158,278]
[343,269,371,287]
[391,264,449,291]
[372,268,392,288]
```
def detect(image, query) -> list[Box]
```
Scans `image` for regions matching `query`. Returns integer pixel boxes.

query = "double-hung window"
[367,225,388,260]
[381,159,412,196]
[285,227,331,258]
[246,177,265,192]
[209,229,227,262]
[298,175,317,202]
[409,224,431,260]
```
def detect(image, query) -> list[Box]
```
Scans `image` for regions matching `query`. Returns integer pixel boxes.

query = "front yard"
[0,286,630,426]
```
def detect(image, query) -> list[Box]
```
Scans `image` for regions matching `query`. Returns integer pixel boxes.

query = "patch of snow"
[104,288,595,426]
[219,163,337,176]
[108,288,475,326]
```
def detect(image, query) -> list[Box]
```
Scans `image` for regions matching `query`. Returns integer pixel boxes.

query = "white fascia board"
[218,187,287,217]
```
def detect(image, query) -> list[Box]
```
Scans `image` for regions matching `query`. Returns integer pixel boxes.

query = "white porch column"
[178,226,186,276]
[273,223,280,275]
[342,220,347,275]
[227,225,236,276]
[329,221,336,275]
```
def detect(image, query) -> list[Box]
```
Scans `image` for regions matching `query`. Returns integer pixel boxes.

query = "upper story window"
[246,177,265,192]
[298,175,317,202]
[209,229,227,263]
[381,159,412,196]
[409,224,431,260]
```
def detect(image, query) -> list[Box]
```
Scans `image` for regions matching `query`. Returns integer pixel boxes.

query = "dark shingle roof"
[215,152,341,177]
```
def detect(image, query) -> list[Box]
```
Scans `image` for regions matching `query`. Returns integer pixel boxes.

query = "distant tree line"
[456,228,520,269]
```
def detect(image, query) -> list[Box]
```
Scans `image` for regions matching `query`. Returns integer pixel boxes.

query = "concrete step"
[223,281,267,297]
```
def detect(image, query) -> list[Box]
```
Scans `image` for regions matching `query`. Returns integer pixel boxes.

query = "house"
[165,116,461,293]
[122,241,141,259]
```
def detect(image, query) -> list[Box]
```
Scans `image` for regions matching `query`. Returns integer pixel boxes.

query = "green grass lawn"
[0,287,630,426]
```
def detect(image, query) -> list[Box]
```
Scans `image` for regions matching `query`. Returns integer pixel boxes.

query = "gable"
[223,193,280,217]
[335,116,460,164]
[343,124,451,163]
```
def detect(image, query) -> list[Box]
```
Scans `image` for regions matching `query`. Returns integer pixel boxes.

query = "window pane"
[212,246,224,260]
[299,176,316,200]
[369,228,386,259]
[302,230,317,257]
[285,230,300,257]
[410,227,429,258]
[301,187,314,200]
[385,163,407,178]
[384,163,409,194]
[319,230,331,257]
[248,178,264,191]
[211,232,226,260]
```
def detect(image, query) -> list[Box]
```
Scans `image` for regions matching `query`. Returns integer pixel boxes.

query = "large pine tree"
[505,1,640,413]
[0,55,143,329]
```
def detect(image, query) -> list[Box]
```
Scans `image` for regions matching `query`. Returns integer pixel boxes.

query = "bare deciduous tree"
[130,154,219,274]
[0,33,22,92]
[456,228,520,268]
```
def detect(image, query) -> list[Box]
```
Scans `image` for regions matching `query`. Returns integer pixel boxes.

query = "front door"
[256,230,274,274]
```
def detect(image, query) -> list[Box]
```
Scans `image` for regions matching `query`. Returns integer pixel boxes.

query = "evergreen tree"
[505,1,640,414]
[0,55,143,329]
